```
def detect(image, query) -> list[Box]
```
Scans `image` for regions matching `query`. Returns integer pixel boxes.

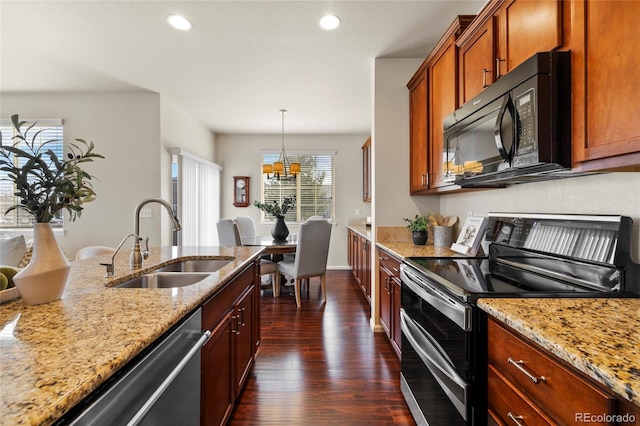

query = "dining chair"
[75,245,116,261]
[275,218,332,307]
[217,218,278,295]
[234,216,257,238]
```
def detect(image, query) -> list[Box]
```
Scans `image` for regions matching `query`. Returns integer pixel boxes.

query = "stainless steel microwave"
[443,51,572,187]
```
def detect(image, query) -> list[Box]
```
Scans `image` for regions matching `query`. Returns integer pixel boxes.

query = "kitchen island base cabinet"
[201,263,258,426]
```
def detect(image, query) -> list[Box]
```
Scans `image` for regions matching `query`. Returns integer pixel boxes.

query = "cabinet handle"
[379,256,389,261]
[384,277,390,292]
[231,314,240,335]
[421,174,428,187]
[507,412,525,426]
[239,307,246,327]
[482,68,490,88]
[496,57,505,79]
[508,357,545,384]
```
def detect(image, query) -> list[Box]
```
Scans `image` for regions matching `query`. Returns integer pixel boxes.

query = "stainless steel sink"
[115,272,211,289]
[156,258,233,273]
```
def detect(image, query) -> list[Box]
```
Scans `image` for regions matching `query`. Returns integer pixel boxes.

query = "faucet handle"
[100,262,114,277]
[142,237,150,259]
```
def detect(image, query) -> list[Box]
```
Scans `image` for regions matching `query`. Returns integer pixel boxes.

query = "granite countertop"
[0,245,264,426]
[347,223,372,240]
[478,298,640,406]
[376,241,461,260]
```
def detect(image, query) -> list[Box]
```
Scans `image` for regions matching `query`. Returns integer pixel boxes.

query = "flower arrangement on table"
[253,197,295,218]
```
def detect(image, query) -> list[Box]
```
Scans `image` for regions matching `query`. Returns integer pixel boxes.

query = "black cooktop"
[403,256,624,303]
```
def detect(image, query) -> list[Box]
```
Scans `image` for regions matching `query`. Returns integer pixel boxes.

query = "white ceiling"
[1,0,485,135]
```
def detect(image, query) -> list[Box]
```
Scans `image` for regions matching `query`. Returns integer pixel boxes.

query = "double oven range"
[399,213,640,425]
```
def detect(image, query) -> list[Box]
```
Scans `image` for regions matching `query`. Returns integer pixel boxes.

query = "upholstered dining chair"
[216,218,278,295]
[275,218,332,308]
[75,245,116,261]
[234,216,257,239]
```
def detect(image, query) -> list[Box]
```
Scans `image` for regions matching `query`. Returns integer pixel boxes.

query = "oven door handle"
[400,309,469,420]
[400,265,471,331]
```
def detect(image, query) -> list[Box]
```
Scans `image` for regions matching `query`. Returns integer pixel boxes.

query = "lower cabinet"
[201,262,258,426]
[487,317,621,425]
[348,228,371,303]
[377,247,401,358]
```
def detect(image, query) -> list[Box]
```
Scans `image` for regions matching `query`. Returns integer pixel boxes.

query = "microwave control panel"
[513,88,537,166]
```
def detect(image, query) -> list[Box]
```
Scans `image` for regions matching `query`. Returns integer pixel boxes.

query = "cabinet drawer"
[488,364,554,425]
[488,319,616,425]
[203,264,255,330]
[378,250,400,276]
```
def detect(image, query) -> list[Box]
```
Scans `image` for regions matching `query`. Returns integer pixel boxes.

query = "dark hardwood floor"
[229,270,415,425]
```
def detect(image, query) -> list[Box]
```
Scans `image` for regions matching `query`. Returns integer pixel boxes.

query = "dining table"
[241,234,297,260]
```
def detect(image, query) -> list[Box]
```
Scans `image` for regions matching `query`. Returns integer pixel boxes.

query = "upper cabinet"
[457,0,562,104]
[570,0,640,171]
[406,0,640,196]
[407,16,475,194]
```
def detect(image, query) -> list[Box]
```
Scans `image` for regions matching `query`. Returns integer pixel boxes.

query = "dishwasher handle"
[126,330,211,426]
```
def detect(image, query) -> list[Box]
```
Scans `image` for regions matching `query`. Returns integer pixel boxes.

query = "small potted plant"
[0,114,104,304]
[254,197,295,241]
[404,214,432,245]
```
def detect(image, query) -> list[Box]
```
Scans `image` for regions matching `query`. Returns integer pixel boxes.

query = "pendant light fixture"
[263,109,300,180]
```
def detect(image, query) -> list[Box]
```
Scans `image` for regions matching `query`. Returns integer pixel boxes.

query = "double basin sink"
[115,258,233,289]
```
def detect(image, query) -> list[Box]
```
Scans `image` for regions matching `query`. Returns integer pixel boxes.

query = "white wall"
[216,133,369,268]
[372,58,440,227]
[2,92,163,258]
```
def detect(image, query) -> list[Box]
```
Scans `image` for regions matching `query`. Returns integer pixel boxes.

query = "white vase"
[14,223,70,305]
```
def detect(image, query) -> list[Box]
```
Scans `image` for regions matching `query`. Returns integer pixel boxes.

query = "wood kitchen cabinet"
[201,262,258,426]
[407,16,474,194]
[457,0,562,104]
[377,247,401,357]
[362,136,371,202]
[487,317,618,425]
[570,0,640,172]
[348,228,371,303]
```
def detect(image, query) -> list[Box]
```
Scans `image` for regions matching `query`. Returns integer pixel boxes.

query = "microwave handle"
[494,94,518,164]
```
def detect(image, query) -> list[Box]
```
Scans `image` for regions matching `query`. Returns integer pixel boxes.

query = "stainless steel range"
[399,213,640,425]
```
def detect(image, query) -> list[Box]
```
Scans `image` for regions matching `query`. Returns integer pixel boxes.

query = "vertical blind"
[0,119,64,228]
[260,151,335,222]
[172,148,221,246]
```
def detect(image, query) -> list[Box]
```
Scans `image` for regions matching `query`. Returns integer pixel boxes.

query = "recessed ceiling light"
[319,14,341,30]
[167,15,192,31]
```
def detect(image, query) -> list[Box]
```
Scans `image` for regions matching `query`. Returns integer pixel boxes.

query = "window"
[260,151,335,223]
[0,119,64,229]
[171,148,222,246]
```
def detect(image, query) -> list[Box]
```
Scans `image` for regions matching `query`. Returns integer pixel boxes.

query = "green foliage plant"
[403,214,432,232]
[0,114,104,223]
[253,197,295,218]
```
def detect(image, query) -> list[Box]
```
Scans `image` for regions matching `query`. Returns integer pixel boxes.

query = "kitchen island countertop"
[478,298,640,406]
[0,245,264,426]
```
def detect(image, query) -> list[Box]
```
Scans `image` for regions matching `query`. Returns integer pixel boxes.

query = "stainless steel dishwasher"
[65,309,210,426]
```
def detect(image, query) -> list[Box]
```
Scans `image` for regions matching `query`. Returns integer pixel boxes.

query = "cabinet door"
[391,276,402,357]
[233,286,255,398]
[362,239,371,300]
[408,70,429,193]
[429,35,459,188]
[459,17,495,105]
[496,0,562,75]
[379,266,392,338]
[202,312,234,426]
[572,0,640,169]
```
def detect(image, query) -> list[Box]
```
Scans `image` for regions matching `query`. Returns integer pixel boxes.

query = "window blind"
[172,148,221,246]
[0,119,64,228]
[260,151,335,223]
